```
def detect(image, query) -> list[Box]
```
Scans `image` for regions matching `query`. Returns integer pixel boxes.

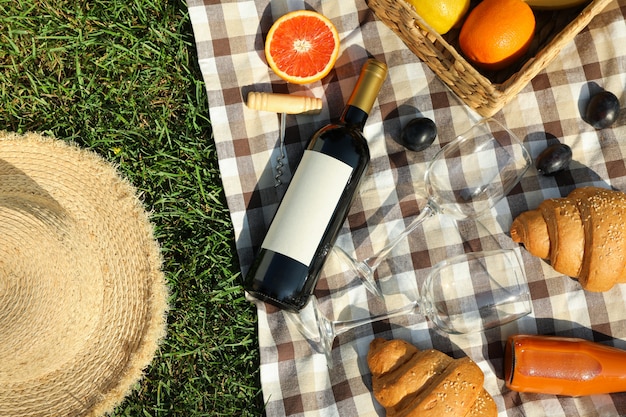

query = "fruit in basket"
[406,0,470,35]
[523,0,591,9]
[459,0,536,71]
[510,186,626,292]
[397,117,437,151]
[585,90,620,129]
[264,10,340,85]
[535,143,572,175]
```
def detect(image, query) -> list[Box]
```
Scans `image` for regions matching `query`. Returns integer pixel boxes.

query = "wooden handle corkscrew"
[246,92,322,114]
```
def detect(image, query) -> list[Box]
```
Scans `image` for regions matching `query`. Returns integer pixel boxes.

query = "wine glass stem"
[362,204,435,273]
[332,300,421,337]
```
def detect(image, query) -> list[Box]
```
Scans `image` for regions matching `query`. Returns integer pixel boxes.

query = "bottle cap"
[347,59,388,115]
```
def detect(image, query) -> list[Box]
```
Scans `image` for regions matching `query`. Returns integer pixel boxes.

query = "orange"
[264,10,340,85]
[459,0,536,71]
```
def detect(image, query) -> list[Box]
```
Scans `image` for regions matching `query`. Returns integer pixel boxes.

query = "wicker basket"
[368,0,613,117]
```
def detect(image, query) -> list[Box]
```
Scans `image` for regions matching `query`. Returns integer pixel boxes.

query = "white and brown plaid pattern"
[188,0,626,415]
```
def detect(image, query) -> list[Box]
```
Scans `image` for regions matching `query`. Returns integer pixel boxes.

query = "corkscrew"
[275,112,287,186]
[246,92,323,187]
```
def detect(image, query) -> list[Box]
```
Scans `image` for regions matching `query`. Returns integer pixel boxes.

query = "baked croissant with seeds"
[510,186,626,292]
[367,338,497,417]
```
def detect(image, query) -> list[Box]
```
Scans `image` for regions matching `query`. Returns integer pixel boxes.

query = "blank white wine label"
[261,150,352,266]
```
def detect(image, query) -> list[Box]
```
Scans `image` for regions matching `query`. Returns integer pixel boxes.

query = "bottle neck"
[340,105,368,130]
[339,59,387,131]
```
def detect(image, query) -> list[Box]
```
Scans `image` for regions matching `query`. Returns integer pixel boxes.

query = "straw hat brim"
[0,132,169,416]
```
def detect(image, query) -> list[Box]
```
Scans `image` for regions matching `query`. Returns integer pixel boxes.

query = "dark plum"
[585,90,620,129]
[535,143,572,176]
[397,117,437,152]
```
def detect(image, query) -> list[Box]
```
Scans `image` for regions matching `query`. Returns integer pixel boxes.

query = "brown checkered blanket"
[188,0,626,415]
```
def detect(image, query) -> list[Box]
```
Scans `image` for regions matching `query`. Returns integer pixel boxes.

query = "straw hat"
[0,131,169,416]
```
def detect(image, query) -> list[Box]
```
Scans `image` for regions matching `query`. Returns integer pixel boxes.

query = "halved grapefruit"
[264,10,340,85]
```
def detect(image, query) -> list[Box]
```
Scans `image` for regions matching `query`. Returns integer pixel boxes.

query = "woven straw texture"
[368,0,614,117]
[0,132,169,417]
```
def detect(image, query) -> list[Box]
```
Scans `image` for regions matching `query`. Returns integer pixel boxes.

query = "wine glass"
[312,248,532,367]
[334,118,531,296]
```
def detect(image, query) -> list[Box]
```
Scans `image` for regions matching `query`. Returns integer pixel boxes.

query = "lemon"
[407,0,470,35]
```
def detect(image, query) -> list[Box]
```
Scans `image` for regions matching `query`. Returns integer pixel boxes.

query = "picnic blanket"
[188,0,626,415]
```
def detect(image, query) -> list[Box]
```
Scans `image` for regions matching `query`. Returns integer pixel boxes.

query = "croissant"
[367,338,497,417]
[510,186,626,291]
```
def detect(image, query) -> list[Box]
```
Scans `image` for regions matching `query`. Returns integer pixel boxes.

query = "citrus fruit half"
[264,10,340,85]
[459,0,536,71]
[407,0,470,35]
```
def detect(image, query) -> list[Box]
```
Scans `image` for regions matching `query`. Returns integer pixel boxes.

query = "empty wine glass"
[335,118,531,295]
[313,248,532,367]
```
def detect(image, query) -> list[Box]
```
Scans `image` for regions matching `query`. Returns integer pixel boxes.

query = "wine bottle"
[245,59,388,312]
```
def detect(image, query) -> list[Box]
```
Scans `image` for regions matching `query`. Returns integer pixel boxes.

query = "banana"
[523,0,591,9]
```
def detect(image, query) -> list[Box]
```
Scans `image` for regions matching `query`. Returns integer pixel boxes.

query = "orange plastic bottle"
[505,334,626,396]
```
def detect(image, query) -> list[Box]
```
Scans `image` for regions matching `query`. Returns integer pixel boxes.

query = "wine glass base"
[332,246,383,298]
[311,296,337,367]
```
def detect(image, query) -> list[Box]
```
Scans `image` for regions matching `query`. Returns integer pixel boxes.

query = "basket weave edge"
[501,0,614,93]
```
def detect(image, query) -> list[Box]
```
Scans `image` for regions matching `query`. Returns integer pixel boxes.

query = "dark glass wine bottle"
[244,59,388,312]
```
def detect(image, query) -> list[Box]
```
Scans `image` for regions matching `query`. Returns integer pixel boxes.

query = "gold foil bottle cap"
[346,59,388,115]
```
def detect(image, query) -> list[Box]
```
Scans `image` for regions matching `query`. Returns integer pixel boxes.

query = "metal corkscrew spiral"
[274,112,287,187]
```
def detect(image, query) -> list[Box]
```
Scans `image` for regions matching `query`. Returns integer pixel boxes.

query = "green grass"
[0,0,264,415]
